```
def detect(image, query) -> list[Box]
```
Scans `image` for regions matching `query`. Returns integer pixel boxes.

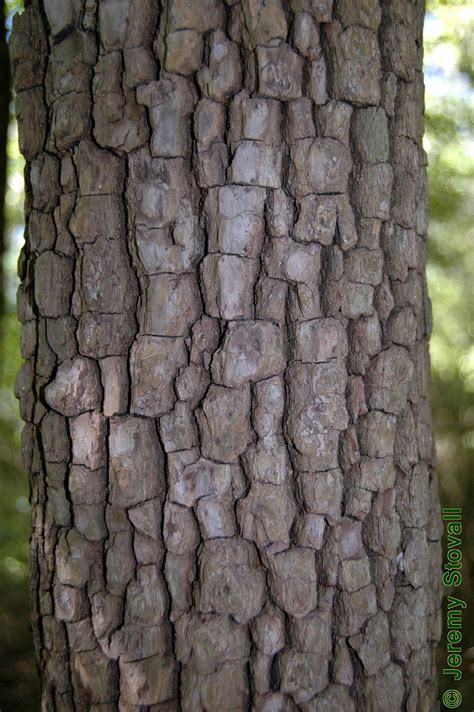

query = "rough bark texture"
[11,0,442,710]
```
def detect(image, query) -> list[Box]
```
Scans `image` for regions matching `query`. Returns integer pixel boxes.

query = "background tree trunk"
[10,0,442,709]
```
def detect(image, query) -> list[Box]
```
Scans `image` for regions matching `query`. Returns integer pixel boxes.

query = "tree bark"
[11,0,442,710]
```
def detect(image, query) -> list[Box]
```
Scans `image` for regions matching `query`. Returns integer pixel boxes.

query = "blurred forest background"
[0,1,473,708]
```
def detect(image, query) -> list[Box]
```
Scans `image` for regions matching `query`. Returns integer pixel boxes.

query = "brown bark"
[11,0,442,710]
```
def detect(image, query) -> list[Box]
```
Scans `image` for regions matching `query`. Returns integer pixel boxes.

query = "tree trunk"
[11,1,442,710]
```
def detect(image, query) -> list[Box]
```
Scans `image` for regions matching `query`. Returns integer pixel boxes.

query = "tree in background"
[5,0,458,709]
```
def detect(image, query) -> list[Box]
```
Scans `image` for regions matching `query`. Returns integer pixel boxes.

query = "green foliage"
[5,1,23,19]
[1,4,38,708]
[425,1,474,705]
[0,325,38,709]
[425,3,474,503]
[0,135,37,710]
[426,0,474,86]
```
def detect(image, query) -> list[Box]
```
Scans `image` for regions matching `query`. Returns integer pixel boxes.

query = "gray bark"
[10,0,442,710]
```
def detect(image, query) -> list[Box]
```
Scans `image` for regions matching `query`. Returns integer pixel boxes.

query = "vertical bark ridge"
[10,0,442,710]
